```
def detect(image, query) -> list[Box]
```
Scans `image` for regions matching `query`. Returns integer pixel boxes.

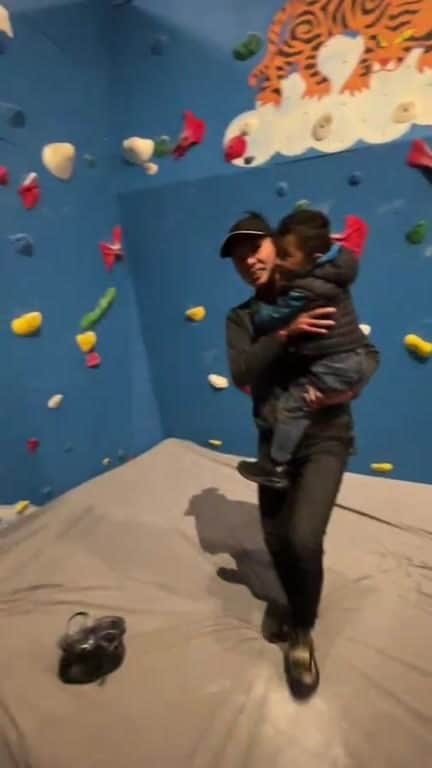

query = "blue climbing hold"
[64,442,73,453]
[117,449,127,463]
[9,233,33,256]
[150,34,168,55]
[0,102,26,128]
[276,181,289,198]
[348,172,362,186]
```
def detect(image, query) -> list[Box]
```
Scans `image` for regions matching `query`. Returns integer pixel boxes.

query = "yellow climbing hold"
[185,306,206,322]
[11,311,42,336]
[15,500,30,515]
[370,463,394,473]
[0,5,14,38]
[41,142,76,180]
[208,439,223,448]
[76,331,97,353]
[404,334,432,359]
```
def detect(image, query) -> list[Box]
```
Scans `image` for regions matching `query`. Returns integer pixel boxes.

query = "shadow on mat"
[185,488,373,654]
[185,487,288,620]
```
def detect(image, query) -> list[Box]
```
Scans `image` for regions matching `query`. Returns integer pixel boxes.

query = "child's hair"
[277,209,332,259]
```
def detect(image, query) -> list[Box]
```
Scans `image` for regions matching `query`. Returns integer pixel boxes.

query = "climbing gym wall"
[0,1,162,507]
[117,0,432,485]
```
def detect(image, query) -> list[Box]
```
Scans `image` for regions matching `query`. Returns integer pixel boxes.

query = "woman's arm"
[226,308,285,388]
[305,343,380,409]
[226,306,337,389]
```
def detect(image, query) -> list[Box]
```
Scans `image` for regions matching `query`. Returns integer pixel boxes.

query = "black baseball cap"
[220,212,272,258]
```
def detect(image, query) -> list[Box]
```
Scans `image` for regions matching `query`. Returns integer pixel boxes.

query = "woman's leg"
[266,433,351,697]
[276,438,349,629]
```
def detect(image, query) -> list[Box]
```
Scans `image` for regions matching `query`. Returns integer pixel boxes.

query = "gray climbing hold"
[9,233,33,256]
[83,154,96,168]
[348,172,362,186]
[276,181,289,198]
[0,102,26,128]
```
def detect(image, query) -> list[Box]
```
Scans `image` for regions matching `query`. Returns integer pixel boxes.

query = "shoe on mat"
[284,629,320,700]
[237,459,290,489]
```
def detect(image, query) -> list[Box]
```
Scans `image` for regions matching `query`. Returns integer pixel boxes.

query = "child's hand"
[305,385,359,410]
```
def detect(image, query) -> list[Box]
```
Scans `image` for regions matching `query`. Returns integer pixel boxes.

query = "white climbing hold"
[359,323,371,337]
[41,143,76,180]
[144,162,159,175]
[208,374,229,390]
[392,101,416,124]
[102,457,112,467]
[122,137,155,166]
[239,116,258,135]
[0,6,13,38]
[48,394,64,409]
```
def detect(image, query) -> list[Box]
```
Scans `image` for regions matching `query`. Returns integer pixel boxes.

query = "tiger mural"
[249,0,432,106]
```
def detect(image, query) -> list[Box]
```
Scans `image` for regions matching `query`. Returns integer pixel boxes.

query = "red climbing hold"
[331,215,368,260]
[86,351,101,368]
[18,173,40,209]
[0,166,9,185]
[224,134,247,163]
[99,225,123,271]
[172,111,206,159]
[406,139,432,170]
[27,437,40,453]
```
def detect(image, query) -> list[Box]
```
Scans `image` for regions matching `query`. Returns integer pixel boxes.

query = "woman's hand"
[304,385,359,411]
[276,307,337,340]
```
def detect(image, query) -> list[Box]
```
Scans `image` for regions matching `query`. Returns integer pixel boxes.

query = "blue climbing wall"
[113,0,432,484]
[0,1,162,506]
[2,0,432,504]
[121,139,432,485]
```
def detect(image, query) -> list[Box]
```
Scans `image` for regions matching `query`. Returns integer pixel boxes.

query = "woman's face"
[232,237,277,288]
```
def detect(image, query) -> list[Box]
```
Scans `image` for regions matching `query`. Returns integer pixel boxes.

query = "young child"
[237,208,374,489]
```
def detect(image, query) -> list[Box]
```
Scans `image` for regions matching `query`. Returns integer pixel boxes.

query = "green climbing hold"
[294,199,311,211]
[80,287,117,330]
[233,33,263,62]
[406,220,428,245]
[83,154,96,168]
[153,136,174,158]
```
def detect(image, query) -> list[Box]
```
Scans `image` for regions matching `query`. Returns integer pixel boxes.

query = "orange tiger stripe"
[249,0,431,106]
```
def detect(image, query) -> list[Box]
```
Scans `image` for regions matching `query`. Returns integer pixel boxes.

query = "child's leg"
[272,348,369,464]
[271,387,311,464]
[308,348,370,394]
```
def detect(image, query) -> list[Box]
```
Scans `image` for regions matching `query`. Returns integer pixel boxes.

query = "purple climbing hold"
[276,181,289,198]
[348,172,362,186]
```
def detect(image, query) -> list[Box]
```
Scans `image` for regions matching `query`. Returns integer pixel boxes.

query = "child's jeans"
[271,347,369,464]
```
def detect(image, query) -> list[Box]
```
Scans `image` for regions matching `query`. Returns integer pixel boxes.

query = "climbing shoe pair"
[57,612,126,685]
